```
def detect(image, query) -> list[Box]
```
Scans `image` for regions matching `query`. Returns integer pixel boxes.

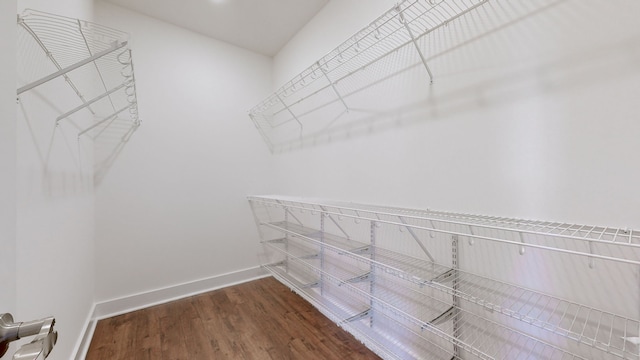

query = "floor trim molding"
[72,303,97,360]
[72,266,267,359]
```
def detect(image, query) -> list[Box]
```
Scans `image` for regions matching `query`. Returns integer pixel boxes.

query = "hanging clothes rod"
[16,39,127,95]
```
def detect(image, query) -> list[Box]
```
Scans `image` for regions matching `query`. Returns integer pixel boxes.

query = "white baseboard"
[94,266,268,320]
[72,266,268,359]
[72,304,97,360]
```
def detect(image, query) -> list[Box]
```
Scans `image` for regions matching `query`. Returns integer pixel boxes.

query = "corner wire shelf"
[248,0,564,153]
[16,9,140,177]
[249,195,640,360]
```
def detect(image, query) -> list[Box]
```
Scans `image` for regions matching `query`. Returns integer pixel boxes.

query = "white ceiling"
[102,0,329,56]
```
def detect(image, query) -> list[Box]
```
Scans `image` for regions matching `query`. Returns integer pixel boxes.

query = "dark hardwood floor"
[86,276,380,359]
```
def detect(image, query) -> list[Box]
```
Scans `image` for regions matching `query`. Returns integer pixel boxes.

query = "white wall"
[271,0,640,230]
[15,1,96,359]
[93,2,274,302]
[0,2,18,356]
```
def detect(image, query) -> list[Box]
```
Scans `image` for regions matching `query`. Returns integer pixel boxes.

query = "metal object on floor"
[0,313,57,360]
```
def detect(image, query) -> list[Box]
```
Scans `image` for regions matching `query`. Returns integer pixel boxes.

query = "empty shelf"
[252,197,640,266]
[264,234,587,359]
[262,220,639,358]
[265,257,455,359]
[248,0,492,152]
[250,196,640,359]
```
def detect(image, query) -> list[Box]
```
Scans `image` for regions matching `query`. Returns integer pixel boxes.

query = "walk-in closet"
[1,0,639,359]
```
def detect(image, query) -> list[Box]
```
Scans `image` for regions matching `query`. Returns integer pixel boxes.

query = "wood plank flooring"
[86,276,380,359]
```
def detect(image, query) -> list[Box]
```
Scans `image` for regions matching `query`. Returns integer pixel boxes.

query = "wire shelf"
[16,9,140,180]
[265,256,456,359]
[355,202,640,250]
[249,196,640,359]
[247,0,577,152]
[264,235,589,359]
[250,196,640,265]
[264,220,640,359]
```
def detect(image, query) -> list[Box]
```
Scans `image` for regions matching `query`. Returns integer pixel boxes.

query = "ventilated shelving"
[248,0,565,152]
[249,195,640,359]
[16,9,140,179]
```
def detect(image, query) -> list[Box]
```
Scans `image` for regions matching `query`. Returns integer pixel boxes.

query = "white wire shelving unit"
[16,9,140,178]
[249,195,640,360]
[248,0,564,153]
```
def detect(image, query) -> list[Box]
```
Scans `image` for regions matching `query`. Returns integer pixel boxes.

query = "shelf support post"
[320,210,326,296]
[370,220,377,328]
[396,5,434,84]
[284,206,290,274]
[451,235,460,358]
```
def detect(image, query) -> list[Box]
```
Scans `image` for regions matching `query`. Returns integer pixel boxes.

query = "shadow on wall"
[16,89,94,198]
[17,88,139,193]
[92,119,138,186]
[17,78,139,195]
[250,0,640,153]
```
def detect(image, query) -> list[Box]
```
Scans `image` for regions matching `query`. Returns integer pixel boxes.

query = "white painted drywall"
[271,0,640,230]
[0,2,18,357]
[93,2,274,302]
[15,1,96,359]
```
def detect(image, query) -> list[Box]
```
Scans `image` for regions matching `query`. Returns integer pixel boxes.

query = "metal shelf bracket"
[426,306,455,327]
[344,309,371,323]
[341,272,372,285]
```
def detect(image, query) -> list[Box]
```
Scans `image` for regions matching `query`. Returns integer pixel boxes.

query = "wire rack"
[16,9,140,180]
[248,0,568,152]
[264,248,457,360]
[253,196,640,266]
[249,196,640,360]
